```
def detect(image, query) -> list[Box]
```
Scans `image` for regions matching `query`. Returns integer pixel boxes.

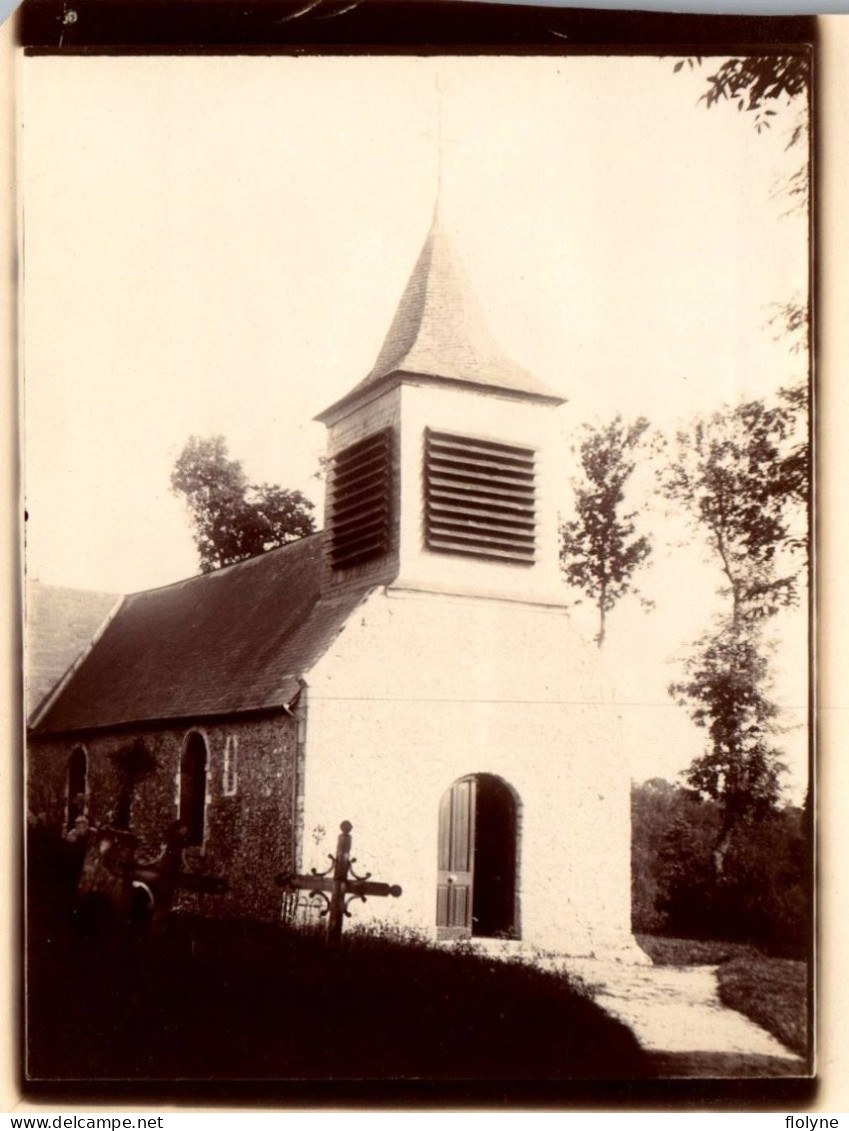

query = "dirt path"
[562,958,807,1077]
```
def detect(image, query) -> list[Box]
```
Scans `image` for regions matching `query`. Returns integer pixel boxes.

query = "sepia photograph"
[18,3,813,1099]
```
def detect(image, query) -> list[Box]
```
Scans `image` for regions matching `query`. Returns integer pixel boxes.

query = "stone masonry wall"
[28,712,299,922]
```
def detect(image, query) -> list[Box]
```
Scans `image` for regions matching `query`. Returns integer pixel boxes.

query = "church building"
[27,218,638,959]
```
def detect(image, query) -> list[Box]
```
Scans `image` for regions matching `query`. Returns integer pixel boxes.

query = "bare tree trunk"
[712,812,735,881]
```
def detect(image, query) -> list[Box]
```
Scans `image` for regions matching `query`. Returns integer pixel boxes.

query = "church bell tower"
[315,218,568,607]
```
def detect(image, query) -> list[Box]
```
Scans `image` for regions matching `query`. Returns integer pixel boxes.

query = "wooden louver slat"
[428,448,535,475]
[427,537,536,563]
[427,472,536,503]
[428,517,536,545]
[329,429,391,570]
[424,429,537,565]
[427,499,536,531]
[427,433,535,466]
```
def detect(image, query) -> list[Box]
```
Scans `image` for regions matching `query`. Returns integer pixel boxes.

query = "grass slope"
[716,957,809,1058]
[27,904,645,1082]
[636,935,761,966]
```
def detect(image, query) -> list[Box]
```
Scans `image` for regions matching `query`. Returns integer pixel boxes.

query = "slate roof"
[316,219,564,421]
[26,583,121,721]
[30,533,367,736]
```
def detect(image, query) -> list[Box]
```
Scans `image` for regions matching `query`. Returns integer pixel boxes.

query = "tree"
[171,435,316,573]
[694,55,810,130]
[661,391,807,626]
[633,777,808,954]
[559,416,652,646]
[631,777,693,935]
[666,52,810,898]
[668,624,785,875]
[677,53,811,211]
[680,50,811,430]
[659,390,806,874]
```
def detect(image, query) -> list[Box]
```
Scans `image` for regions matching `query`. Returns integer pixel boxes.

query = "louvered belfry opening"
[328,429,392,570]
[424,428,537,564]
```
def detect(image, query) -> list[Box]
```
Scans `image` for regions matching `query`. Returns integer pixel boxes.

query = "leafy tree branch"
[659,390,806,627]
[677,53,811,213]
[669,622,786,875]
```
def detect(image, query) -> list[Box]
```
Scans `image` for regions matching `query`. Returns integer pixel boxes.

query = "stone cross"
[276,820,402,944]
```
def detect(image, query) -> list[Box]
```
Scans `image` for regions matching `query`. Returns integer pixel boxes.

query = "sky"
[20,54,810,797]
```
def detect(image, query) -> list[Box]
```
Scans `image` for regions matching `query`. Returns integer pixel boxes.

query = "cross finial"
[434,72,445,227]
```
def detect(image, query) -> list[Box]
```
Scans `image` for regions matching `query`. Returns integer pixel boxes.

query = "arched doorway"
[436,774,518,940]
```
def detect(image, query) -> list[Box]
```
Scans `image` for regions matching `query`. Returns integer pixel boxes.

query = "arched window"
[67,746,87,830]
[179,732,208,847]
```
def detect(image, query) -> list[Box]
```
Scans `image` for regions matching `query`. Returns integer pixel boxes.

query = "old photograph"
[20,16,812,1093]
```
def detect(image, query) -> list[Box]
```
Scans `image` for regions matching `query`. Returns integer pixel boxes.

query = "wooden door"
[436,777,476,939]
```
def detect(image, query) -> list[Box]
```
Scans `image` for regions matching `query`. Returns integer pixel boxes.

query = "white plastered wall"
[299,586,640,959]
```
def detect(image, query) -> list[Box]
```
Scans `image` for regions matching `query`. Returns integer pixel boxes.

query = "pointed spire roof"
[316,219,564,422]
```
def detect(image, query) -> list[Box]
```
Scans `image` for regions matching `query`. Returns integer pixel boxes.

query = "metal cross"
[276,820,402,944]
